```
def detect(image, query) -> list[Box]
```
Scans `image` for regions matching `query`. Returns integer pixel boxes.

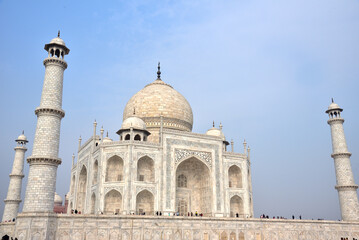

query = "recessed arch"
[104,190,122,214]
[90,193,96,214]
[228,165,242,188]
[230,195,244,217]
[92,160,98,185]
[137,156,154,182]
[134,134,141,141]
[136,190,154,215]
[70,174,75,194]
[125,134,130,140]
[176,157,212,216]
[106,155,124,182]
[77,165,87,212]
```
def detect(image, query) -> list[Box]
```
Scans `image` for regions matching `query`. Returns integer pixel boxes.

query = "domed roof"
[326,99,343,113]
[206,127,225,139]
[123,67,193,132]
[44,31,70,54]
[17,132,27,142]
[50,37,66,47]
[121,116,146,130]
[54,192,62,205]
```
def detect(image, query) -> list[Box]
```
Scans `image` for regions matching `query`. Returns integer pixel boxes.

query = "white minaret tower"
[2,132,28,221]
[326,99,359,221]
[22,32,70,212]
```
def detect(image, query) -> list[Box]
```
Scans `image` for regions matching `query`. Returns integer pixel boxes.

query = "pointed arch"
[230,232,236,240]
[92,160,98,185]
[230,195,244,217]
[221,231,228,240]
[104,190,122,214]
[176,157,212,216]
[228,165,242,188]
[136,190,154,215]
[137,156,154,182]
[239,232,245,240]
[106,155,124,182]
[77,165,87,212]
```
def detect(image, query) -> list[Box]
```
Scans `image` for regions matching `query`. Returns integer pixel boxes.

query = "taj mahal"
[1,33,359,239]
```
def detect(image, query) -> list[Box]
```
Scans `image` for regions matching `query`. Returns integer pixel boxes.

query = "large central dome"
[123,66,193,142]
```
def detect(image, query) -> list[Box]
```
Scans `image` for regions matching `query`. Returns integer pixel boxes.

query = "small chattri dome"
[103,136,113,143]
[49,37,66,47]
[206,127,225,139]
[326,99,343,113]
[54,192,63,205]
[121,116,147,130]
[17,133,27,142]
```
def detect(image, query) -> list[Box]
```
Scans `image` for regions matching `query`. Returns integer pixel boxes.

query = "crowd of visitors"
[260,214,303,220]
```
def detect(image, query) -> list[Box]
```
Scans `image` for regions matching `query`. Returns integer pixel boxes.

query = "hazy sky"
[0,0,359,220]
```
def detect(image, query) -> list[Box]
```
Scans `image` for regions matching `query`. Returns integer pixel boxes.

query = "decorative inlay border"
[104,186,124,196]
[106,152,125,160]
[137,152,156,160]
[174,149,212,167]
[136,186,156,196]
[165,138,221,210]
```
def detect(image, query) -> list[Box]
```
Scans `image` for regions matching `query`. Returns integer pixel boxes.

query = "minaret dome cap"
[326,101,343,113]
[44,32,70,54]
[16,132,28,143]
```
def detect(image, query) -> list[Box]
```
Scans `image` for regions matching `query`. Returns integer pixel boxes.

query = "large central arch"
[175,157,212,216]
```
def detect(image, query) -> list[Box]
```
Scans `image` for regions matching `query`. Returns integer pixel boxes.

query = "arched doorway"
[137,156,154,182]
[228,165,242,188]
[104,190,122,214]
[230,195,244,217]
[106,155,124,182]
[176,157,212,216]
[136,190,154,215]
[77,166,87,212]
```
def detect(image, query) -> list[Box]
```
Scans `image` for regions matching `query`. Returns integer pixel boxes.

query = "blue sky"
[0,0,359,220]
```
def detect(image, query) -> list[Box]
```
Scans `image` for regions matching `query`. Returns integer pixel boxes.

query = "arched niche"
[137,156,154,182]
[176,157,212,216]
[106,155,124,182]
[92,160,98,185]
[228,165,242,188]
[104,190,122,214]
[136,190,154,215]
[77,166,87,212]
[230,195,244,217]
[70,175,75,194]
[90,193,96,214]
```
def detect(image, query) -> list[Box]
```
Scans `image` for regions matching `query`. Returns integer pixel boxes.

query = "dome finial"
[106,131,109,137]
[58,30,60,38]
[213,121,215,127]
[332,98,334,103]
[219,122,223,130]
[157,62,161,80]
[22,130,24,134]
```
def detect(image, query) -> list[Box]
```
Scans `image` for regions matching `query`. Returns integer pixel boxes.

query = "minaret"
[22,32,70,212]
[326,100,359,221]
[2,132,28,221]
